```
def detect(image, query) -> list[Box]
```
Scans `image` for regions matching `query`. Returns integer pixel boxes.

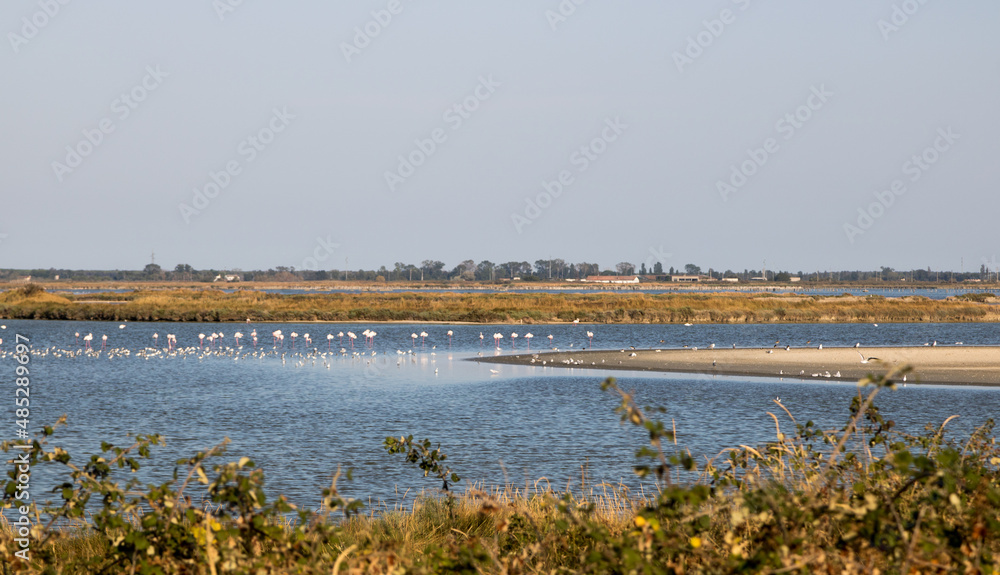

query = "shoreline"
[473,346,1000,386]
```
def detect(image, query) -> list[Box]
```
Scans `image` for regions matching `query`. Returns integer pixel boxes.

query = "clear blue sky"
[2,1,998,273]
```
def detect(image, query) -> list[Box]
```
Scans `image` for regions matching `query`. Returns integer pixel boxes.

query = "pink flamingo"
[234,332,243,346]
[327,334,334,350]
[525,333,533,349]
[347,332,356,348]
[511,333,518,349]
[447,330,453,346]
[290,332,298,349]
[411,333,418,347]
[479,332,484,346]
[420,331,428,345]
[83,333,93,349]
[101,334,108,350]
[199,333,206,349]
[338,332,344,345]
[493,333,502,349]
[152,333,159,347]
[252,335,258,349]
[587,331,593,347]
[75,332,79,345]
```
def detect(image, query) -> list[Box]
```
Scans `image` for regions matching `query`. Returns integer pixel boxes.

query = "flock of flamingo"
[0,323,596,369]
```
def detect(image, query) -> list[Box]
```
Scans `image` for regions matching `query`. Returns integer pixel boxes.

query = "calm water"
[2,320,998,512]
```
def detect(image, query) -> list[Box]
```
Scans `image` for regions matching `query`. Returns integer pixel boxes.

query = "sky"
[1,1,998,274]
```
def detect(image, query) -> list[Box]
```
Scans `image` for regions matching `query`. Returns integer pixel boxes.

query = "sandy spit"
[474,346,1000,386]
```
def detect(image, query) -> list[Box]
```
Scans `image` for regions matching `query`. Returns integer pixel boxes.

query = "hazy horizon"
[2,1,998,273]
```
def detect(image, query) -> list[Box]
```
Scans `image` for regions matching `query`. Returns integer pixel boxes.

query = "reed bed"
[1,285,998,323]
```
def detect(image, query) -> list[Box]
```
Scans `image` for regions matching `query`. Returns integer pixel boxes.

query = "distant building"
[722,277,739,283]
[585,275,641,284]
[670,275,701,283]
[789,277,801,282]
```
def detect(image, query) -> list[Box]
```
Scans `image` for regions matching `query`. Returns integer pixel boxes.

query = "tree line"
[1,261,997,283]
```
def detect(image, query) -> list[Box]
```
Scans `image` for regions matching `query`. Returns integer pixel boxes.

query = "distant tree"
[774,272,791,282]
[144,263,163,280]
[616,262,635,276]
[639,263,647,275]
[653,262,663,274]
[475,260,496,281]
[669,266,675,275]
[684,264,702,275]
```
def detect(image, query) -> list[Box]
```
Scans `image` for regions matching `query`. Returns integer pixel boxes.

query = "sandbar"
[474,346,1000,386]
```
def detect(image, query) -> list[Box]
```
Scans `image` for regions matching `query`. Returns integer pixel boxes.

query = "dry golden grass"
[2,287,997,324]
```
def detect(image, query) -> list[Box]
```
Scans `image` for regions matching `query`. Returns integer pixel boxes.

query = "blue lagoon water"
[1,320,998,512]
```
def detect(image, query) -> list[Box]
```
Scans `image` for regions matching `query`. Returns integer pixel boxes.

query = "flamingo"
[548,334,554,347]
[199,333,206,349]
[290,332,298,349]
[166,334,176,351]
[479,332,484,346]
[420,331,428,345]
[101,334,108,350]
[368,331,376,347]
[252,335,258,349]
[152,333,158,347]
[348,332,356,348]
[75,332,80,345]
[338,331,344,345]
[511,333,518,349]
[411,333,418,346]
[83,333,93,349]
[447,330,453,346]
[524,333,533,349]
[493,333,502,349]
[586,331,593,346]
[327,334,334,350]
[234,332,243,346]
[119,324,126,329]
